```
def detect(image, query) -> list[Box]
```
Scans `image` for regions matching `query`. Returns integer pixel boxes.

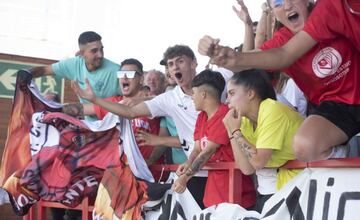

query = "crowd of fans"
[18,0,360,217]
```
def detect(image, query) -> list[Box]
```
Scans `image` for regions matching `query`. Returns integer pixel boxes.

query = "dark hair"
[191,69,225,99]
[163,45,196,64]
[159,59,166,66]
[230,69,276,101]
[121,58,144,73]
[78,31,102,45]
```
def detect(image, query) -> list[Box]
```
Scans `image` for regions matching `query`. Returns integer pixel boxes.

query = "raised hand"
[199,36,243,72]
[223,108,242,136]
[71,79,97,103]
[261,2,270,14]
[198,35,220,57]
[210,46,239,70]
[232,0,252,25]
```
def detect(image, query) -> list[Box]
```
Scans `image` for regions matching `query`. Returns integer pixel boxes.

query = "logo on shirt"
[132,118,150,130]
[181,139,190,151]
[312,47,342,78]
[200,136,208,150]
[177,104,187,110]
[94,81,104,91]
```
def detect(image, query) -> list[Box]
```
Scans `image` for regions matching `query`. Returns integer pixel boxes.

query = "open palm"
[232,0,252,25]
[71,79,97,102]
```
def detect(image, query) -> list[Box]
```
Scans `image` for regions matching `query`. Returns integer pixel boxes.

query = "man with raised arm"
[72,45,210,208]
[19,31,120,120]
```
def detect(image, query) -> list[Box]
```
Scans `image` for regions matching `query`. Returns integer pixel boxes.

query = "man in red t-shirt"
[172,69,256,208]
[62,58,161,164]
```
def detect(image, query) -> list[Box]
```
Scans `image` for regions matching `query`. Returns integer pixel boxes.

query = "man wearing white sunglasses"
[62,58,162,173]
[63,58,145,119]
[72,45,211,209]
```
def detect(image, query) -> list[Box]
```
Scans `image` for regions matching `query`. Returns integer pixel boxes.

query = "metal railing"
[23,158,360,220]
[23,162,244,220]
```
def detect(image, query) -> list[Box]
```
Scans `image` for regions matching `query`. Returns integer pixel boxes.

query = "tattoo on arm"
[234,133,257,158]
[62,103,84,117]
[241,142,255,158]
[186,154,206,176]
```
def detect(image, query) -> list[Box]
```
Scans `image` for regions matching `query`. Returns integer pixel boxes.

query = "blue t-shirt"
[160,117,187,164]
[52,56,121,104]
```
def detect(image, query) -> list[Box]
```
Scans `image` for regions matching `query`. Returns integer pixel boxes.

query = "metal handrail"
[24,158,360,220]
[24,162,242,220]
[281,157,360,169]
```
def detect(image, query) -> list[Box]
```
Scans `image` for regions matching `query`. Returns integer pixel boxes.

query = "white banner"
[144,188,201,219]
[145,168,360,220]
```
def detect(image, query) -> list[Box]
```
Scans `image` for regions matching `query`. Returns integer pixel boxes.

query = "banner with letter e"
[146,168,360,220]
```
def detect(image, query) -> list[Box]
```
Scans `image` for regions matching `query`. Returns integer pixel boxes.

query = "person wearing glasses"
[198,0,356,163]
[62,58,162,172]
[71,45,245,209]
[18,31,120,121]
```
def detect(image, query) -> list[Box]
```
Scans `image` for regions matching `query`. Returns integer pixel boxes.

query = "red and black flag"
[0,71,170,219]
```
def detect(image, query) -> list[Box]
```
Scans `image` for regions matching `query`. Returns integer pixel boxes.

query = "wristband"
[231,129,244,140]
[231,129,241,136]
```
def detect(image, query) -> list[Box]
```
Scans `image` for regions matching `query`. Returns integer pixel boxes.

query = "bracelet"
[231,129,241,136]
[230,129,243,140]
[234,130,244,138]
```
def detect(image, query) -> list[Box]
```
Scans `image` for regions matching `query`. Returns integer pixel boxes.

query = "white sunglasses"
[270,0,284,8]
[117,70,140,79]
[269,0,301,8]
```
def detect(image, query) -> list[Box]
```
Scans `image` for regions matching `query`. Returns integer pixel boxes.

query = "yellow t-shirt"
[240,98,304,189]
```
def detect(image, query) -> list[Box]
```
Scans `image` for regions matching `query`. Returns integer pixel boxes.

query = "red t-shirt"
[93,96,160,159]
[261,27,360,105]
[194,104,255,208]
[304,0,360,52]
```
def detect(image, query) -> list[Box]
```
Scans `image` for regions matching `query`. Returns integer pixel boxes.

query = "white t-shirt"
[276,93,294,109]
[256,168,277,195]
[214,67,233,103]
[281,78,307,117]
[145,86,207,177]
